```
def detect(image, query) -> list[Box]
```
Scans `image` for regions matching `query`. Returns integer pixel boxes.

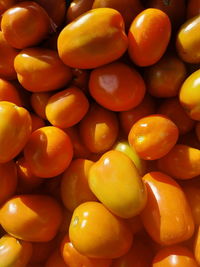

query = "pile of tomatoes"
[0,0,200,266]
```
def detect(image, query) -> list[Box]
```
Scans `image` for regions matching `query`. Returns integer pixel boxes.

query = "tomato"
[0,31,18,80]
[1,1,50,49]
[152,245,198,267]
[24,126,73,178]
[179,69,200,121]
[0,78,21,106]
[157,144,200,179]
[89,62,146,111]
[0,194,63,242]
[58,8,128,69]
[0,0,16,15]
[14,48,72,93]
[89,150,147,218]
[126,215,143,234]
[71,68,90,94]
[0,101,32,163]
[45,250,67,267]
[45,86,89,128]
[128,115,179,160]
[0,161,17,205]
[128,8,171,66]
[69,201,133,258]
[141,172,194,245]
[145,54,187,98]
[194,226,200,265]
[0,234,32,267]
[79,103,119,153]
[67,0,94,22]
[30,113,45,132]
[176,15,200,64]
[196,122,200,141]
[187,0,200,19]
[31,92,52,119]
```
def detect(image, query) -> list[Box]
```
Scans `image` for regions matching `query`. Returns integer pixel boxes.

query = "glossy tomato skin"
[0,78,22,106]
[141,172,194,245]
[0,0,16,15]
[1,1,50,49]
[58,8,128,69]
[176,15,200,64]
[67,0,94,22]
[24,126,73,178]
[89,62,146,111]
[30,113,45,132]
[69,202,133,259]
[14,48,72,93]
[31,92,52,119]
[0,101,32,163]
[128,8,171,66]
[0,194,63,242]
[0,234,33,267]
[194,226,200,265]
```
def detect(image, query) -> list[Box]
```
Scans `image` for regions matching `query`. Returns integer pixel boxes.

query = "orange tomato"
[126,215,143,234]
[70,68,90,94]
[46,86,89,128]
[152,245,198,267]
[67,0,94,22]
[0,160,17,205]
[145,54,187,98]
[79,103,119,153]
[128,8,171,66]
[89,62,146,111]
[45,249,67,267]
[0,194,63,242]
[187,0,200,19]
[14,48,72,93]
[30,113,45,132]
[58,8,128,69]
[0,78,22,106]
[0,234,33,267]
[31,92,52,119]
[141,172,194,245]
[128,114,179,160]
[157,144,200,179]
[61,159,97,212]
[194,226,200,265]
[24,126,73,178]
[1,1,50,49]
[69,201,133,258]
[0,101,32,163]
[0,0,16,15]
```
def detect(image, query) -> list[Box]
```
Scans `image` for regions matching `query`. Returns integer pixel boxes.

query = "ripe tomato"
[187,0,200,19]
[0,0,16,15]
[0,78,22,106]
[0,194,63,242]
[31,92,52,119]
[30,113,45,132]
[67,0,94,22]
[45,249,67,267]
[196,122,200,141]
[194,226,200,265]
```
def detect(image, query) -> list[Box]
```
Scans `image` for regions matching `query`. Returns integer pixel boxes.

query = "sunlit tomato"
[141,172,194,245]
[128,115,179,160]
[0,194,63,242]
[89,62,146,111]
[176,15,200,64]
[79,103,119,153]
[0,101,32,163]
[0,161,17,205]
[152,245,198,267]
[158,97,195,134]
[24,126,73,178]
[128,8,171,66]
[14,48,72,93]
[30,113,45,132]
[67,0,94,22]
[89,150,147,218]
[69,201,133,258]
[61,159,97,212]
[145,54,187,98]
[1,1,50,49]
[61,235,112,267]
[0,0,16,15]
[179,69,200,121]
[58,8,128,69]
[157,144,200,179]
[0,234,32,267]
[31,92,51,119]
[113,140,146,176]
[92,0,143,29]
[194,226,200,265]
[187,0,200,19]
[0,78,22,106]
[45,250,67,267]
[0,31,18,80]
[196,122,200,141]
[46,86,89,128]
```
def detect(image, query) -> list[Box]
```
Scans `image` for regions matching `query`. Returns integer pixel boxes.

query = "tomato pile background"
[0,0,200,266]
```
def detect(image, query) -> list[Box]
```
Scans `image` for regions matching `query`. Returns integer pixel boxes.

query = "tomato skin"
[128,8,171,66]
[24,126,73,178]
[0,234,33,267]
[58,8,128,69]
[0,0,16,15]
[69,201,133,259]
[0,78,22,106]
[176,15,200,64]
[31,92,51,119]
[0,101,32,163]
[141,172,194,245]
[89,62,146,111]
[45,249,67,267]
[67,0,94,22]
[14,48,72,93]
[30,113,45,132]
[152,245,198,267]
[0,194,63,242]
[194,226,200,265]
[1,1,50,49]
[187,0,200,19]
